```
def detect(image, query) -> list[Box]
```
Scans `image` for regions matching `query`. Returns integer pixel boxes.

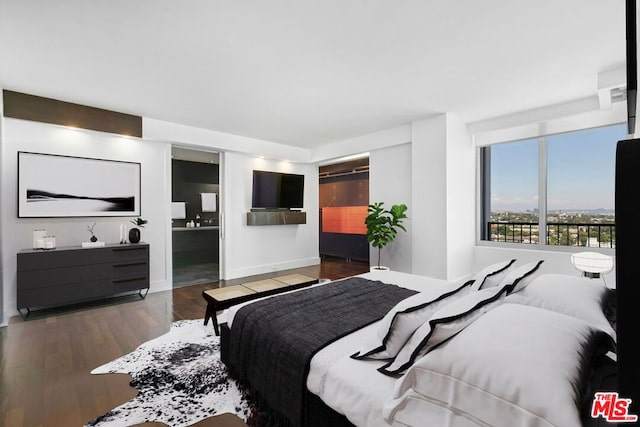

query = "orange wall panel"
[322,206,368,235]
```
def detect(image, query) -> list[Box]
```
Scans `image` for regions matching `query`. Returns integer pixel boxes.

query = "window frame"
[477,123,623,255]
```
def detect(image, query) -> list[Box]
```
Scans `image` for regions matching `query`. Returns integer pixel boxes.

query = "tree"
[365,202,408,270]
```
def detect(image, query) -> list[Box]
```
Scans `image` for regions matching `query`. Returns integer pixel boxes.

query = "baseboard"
[149,279,172,293]
[4,307,18,323]
[224,257,321,280]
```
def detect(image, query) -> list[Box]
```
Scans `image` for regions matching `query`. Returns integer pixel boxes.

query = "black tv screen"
[252,170,304,209]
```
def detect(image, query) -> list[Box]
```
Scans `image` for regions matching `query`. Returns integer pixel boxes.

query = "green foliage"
[130,217,148,228]
[489,211,615,247]
[365,202,408,268]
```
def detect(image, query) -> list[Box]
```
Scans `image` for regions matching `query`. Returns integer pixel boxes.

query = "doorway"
[171,147,220,288]
[318,156,370,264]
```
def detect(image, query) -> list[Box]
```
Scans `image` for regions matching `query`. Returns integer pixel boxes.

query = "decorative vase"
[90,235,98,242]
[129,227,141,244]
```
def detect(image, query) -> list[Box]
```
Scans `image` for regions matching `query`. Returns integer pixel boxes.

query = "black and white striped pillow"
[470,259,517,291]
[499,260,544,294]
[351,280,473,360]
[379,284,509,376]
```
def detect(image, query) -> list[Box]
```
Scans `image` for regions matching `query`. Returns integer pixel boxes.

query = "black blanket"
[227,277,417,427]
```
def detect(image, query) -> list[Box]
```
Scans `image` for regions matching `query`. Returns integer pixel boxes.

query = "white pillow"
[351,281,472,360]
[378,285,508,375]
[469,259,516,291]
[505,273,616,340]
[382,304,613,427]
[499,259,544,294]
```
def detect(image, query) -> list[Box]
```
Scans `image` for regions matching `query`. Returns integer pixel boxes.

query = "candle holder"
[33,229,47,249]
[43,235,56,250]
[119,224,128,244]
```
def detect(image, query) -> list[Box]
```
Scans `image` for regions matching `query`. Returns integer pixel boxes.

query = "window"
[480,123,625,248]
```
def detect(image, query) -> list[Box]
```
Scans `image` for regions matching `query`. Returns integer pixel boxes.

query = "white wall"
[222,151,320,279]
[1,102,614,325]
[410,114,475,281]
[317,116,476,281]
[0,113,327,325]
[311,125,411,164]
[444,114,475,280]
[144,118,310,163]
[145,120,323,280]
[0,89,4,325]
[411,115,448,278]
[369,143,412,272]
[1,118,171,323]
[469,100,627,147]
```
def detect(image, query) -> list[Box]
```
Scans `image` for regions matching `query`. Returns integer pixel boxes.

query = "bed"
[219,261,617,427]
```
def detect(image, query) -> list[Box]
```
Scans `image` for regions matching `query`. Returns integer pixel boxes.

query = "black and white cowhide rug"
[86,318,253,427]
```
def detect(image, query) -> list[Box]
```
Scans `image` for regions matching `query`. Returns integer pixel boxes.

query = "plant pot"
[370,266,390,272]
[129,227,141,244]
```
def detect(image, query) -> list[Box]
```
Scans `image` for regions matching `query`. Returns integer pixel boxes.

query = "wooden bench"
[202,274,319,335]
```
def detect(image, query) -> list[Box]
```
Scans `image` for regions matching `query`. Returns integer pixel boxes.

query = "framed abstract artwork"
[18,151,141,217]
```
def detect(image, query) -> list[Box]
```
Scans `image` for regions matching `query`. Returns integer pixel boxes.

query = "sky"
[490,123,627,213]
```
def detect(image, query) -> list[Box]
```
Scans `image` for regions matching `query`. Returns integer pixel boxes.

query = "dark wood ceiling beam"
[3,90,142,137]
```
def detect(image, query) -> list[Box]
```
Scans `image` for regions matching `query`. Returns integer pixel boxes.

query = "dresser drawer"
[18,279,117,309]
[18,248,110,271]
[110,260,149,278]
[109,244,149,262]
[110,275,149,293]
[17,261,149,290]
[17,243,149,271]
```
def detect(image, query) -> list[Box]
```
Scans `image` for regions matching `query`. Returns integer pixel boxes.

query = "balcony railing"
[487,222,615,248]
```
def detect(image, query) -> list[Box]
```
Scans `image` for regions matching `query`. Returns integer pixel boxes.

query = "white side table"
[570,252,614,283]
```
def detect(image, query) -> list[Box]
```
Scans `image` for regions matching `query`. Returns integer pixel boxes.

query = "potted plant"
[365,202,408,271]
[129,217,148,243]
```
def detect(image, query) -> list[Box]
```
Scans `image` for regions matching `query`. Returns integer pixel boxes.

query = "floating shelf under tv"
[247,210,307,226]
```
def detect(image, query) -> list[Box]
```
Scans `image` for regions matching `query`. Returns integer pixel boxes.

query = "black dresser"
[17,243,149,317]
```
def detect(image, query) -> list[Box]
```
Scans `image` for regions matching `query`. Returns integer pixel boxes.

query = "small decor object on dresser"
[82,222,105,248]
[129,217,148,244]
[87,222,98,242]
[32,229,46,249]
[119,224,127,244]
[129,228,141,244]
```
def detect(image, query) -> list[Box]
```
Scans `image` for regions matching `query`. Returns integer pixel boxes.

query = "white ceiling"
[0,1,627,149]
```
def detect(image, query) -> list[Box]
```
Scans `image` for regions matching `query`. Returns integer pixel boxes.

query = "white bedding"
[383,303,600,427]
[223,269,613,427]
[225,270,462,427]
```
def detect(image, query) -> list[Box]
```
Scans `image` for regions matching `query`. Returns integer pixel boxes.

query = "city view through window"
[487,123,626,248]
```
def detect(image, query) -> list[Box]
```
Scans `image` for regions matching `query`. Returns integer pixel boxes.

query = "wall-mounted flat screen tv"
[251,170,304,209]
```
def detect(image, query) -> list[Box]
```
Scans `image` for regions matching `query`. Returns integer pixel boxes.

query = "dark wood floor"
[0,257,369,427]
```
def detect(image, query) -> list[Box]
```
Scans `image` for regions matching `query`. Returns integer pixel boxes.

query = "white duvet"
[225,270,460,427]
[224,270,612,427]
